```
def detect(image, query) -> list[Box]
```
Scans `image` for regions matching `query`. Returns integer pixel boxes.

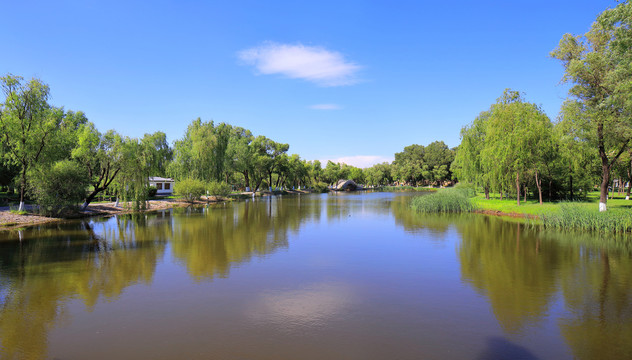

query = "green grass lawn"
[472,191,632,216]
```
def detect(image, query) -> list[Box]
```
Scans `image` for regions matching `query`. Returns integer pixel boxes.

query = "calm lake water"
[1,192,631,359]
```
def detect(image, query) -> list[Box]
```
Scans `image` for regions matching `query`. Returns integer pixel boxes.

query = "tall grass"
[541,203,632,233]
[410,187,476,213]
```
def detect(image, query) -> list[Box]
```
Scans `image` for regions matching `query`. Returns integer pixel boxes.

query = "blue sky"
[2,0,617,167]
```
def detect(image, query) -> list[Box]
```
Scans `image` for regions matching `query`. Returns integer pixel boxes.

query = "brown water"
[1,192,631,359]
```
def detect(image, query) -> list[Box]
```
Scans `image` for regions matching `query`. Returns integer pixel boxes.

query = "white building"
[149,177,175,195]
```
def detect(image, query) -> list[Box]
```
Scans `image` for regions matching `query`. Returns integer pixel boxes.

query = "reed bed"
[410,187,476,213]
[541,203,632,233]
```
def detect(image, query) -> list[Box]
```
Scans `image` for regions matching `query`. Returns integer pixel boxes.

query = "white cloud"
[309,103,342,110]
[247,282,354,328]
[319,155,394,168]
[238,42,361,86]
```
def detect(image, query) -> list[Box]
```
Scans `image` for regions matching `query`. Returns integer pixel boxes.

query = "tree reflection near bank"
[390,198,632,359]
[0,215,169,359]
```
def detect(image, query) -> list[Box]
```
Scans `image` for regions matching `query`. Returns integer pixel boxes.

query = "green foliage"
[0,74,62,208]
[141,131,173,177]
[454,182,477,197]
[551,1,632,210]
[364,162,392,186]
[541,203,632,233]
[207,181,231,198]
[147,186,158,197]
[28,160,90,217]
[174,178,206,202]
[312,181,330,193]
[392,141,455,186]
[410,187,477,213]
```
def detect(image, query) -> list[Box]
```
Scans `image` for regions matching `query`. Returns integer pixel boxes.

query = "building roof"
[148,176,175,182]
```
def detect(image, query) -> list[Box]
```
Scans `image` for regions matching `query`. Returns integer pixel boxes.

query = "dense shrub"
[147,186,158,197]
[410,187,476,213]
[313,181,330,193]
[207,181,232,198]
[174,178,206,202]
[28,160,90,217]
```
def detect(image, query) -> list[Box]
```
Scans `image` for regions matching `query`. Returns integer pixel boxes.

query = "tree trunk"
[242,171,250,190]
[524,186,527,203]
[627,166,632,200]
[484,186,489,200]
[535,170,543,205]
[516,172,520,206]
[599,164,609,212]
[19,162,27,212]
[81,189,103,211]
[569,164,574,200]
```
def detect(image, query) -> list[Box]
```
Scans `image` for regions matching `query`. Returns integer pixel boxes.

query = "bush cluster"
[29,160,90,217]
[174,178,206,202]
[207,181,232,198]
[312,182,330,193]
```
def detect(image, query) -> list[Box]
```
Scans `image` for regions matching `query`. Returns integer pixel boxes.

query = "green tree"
[174,178,206,202]
[309,160,323,184]
[0,75,62,211]
[225,126,254,190]
[28,160,90,216]
[424,141,455,186]
[141,131,172,177]
[453,111,491,198]
[72,125,125,210]
[480,90,553,205]
[168,119,231,182]
[323,161,341,185]
[551,1,632,211]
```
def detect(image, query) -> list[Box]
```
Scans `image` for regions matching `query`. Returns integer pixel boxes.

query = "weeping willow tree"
[113,138,152,211]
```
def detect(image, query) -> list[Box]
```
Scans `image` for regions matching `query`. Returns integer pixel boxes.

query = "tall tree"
[72,125,125,210]
[453,111,491,198]
[480,90,553,205]
[141,131,172,177]
[0,75,61,211]
[551,1,632,211]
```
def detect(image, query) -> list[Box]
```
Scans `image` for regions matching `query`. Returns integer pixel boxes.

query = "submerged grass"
[410,187,476,213]
[541,203,632,233]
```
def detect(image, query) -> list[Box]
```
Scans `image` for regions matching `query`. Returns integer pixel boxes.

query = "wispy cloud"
[238,42,361,86]
[319,155,393,168]
[309,104,342,110]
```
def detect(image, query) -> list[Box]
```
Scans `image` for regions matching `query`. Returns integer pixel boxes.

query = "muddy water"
[0,192,631,359]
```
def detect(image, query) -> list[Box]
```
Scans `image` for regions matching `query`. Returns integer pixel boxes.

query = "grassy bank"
[470,190,632,233]
[472,191,632,215]
[411,188,632,233]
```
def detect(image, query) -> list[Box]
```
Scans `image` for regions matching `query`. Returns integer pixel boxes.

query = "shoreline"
[0,190,315,231]
[473,209,537,220]
[0,198,214,231]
